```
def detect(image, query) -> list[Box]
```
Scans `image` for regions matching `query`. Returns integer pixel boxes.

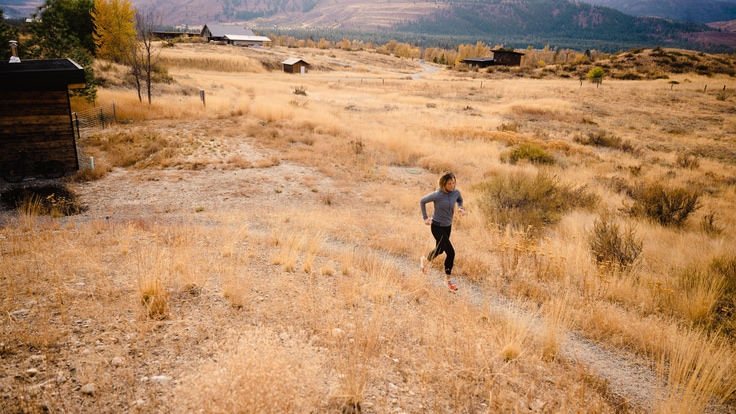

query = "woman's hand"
[458,207,466,216]
[424,218,432,225]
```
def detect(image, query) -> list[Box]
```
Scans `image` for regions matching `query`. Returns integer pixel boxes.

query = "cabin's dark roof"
[461,57,495,63]
[492,49,525,55]
[0,58,86,91]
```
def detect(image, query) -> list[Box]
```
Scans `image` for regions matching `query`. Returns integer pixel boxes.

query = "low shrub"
[85,131,176,168]
[476,171,598,233]
[676,152,700,169]
[700,211,724,236]
[626,182,700,227]
[504,142,555,165]
[588,212,642,268]
[0,184,87,217]
[574,130,621,148]
[69,162,113,182]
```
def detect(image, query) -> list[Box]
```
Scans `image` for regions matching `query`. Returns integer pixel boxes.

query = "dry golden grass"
[2,44,736,413]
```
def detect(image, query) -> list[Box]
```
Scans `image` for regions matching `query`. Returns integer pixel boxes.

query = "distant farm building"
[0,58,86,174]
[152,30,198,40]
[200,24,271,46]
[223,34,272,47]
[462,50,525,68]
[282,58,310,74]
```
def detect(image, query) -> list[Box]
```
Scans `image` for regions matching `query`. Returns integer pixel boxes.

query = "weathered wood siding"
[0,89,79,171]
[493,51,523,66]
[283,62,309,74]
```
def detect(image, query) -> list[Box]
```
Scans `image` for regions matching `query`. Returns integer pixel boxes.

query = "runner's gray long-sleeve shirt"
[420,189,463,227]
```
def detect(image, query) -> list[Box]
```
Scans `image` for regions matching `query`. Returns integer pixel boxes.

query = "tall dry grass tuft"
[497,302,535,361]
[657,329,736,413]
[668,268,725,323]
[541,294,573,361]
[271,229,300,272]
[135,248,171,320]
[302,231,325,273]
[17,193,43,231]
[339,243,359,276]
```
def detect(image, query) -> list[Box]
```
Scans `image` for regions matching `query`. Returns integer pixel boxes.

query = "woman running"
[420,171,465,291]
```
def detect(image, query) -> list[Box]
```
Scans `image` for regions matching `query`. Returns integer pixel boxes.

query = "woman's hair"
[438,171,456,193]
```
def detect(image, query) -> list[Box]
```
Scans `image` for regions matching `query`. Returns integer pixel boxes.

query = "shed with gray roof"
[281,58,310,74]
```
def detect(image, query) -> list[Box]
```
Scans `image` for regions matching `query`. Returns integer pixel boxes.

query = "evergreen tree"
[25,0,97,101]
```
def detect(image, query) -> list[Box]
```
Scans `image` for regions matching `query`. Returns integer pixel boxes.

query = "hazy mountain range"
[2,0,735,52]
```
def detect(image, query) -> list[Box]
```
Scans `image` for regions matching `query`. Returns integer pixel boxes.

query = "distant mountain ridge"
[582,0,736,24]
[389,0,729,51]
[2,0,734,52]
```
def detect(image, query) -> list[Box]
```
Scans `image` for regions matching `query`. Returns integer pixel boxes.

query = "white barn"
[201,24,271,46]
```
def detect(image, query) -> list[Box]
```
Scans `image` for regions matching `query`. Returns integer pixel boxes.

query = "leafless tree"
[128,7,161,104]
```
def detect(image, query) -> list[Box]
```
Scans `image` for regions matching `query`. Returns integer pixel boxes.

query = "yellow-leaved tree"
[91,0,136,63]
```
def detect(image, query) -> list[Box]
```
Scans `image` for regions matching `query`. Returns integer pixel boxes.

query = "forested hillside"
[583,0,736,24]
[392,0,719,52]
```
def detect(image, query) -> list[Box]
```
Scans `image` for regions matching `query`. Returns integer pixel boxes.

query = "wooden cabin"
[282,58,310,74]
[492,50,524,66]
[461,50,525,68]
[0,58,86,175]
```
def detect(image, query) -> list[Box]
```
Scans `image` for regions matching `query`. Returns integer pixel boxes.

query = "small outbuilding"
[0,57,86,175]
[281,58,310,74]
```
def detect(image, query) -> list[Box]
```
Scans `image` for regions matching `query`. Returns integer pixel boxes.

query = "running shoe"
[446,278,458,291]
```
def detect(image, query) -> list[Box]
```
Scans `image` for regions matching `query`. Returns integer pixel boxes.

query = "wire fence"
[72,103,117,139]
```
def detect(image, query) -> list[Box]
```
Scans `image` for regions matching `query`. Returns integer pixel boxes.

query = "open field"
[2,43,736,413]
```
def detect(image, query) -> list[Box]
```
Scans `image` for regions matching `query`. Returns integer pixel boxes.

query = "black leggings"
[427,223,454,276]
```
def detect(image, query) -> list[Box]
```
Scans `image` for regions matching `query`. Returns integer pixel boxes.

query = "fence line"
[72,103,117,139]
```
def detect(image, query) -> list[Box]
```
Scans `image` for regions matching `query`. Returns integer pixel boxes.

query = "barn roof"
[223,34,272,42]
[0,58,86,91]
[202,24,254,37]
[282,58,309,65]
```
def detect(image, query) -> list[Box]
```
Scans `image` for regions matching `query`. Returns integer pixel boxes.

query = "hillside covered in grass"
[1,43,735,413]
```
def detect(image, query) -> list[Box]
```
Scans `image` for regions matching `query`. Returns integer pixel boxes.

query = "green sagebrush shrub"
[476,170,598,234]
[588,212,642,268]
[504,142,555,165]
[626,182,700,227]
